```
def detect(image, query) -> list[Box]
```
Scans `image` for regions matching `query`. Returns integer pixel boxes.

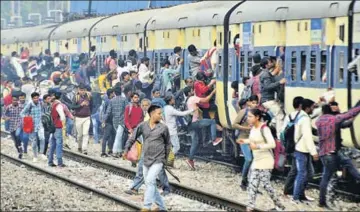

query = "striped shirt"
[20,101,43,132]
[3,104,24,132]
[104,95,127,127]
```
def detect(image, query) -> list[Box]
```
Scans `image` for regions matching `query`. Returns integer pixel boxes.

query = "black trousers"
[102,123,115,154]
[10,131,22,154]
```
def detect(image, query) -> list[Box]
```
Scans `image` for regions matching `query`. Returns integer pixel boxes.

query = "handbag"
[23,104,34,134]
[126,140,142,162]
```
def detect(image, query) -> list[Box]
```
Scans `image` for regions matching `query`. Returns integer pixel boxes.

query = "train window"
[219,32,223,45]
[300,51,306,81]
[291,51,297,81]
[121,36,124,42]
[125,36,127,42]
[258,24,261,33]
[297,22,301,32]
[104,37,106,43]
[247,51,253,75]
[192,30,195,37]
[100,37,103,43]
[198,29,200,37]
[310,51,316,81]
[264,51,269,56]
[168,31,170,38]
[252,26,255,34]
[339,24,345,42]
[304,22,308,31]
[29,43,33,47]
[240,51,245,78]
[228,31,231,44]
[339,51,344,83]
[320,51,327,83]
[154,53,158,72]
[355,49,359,82]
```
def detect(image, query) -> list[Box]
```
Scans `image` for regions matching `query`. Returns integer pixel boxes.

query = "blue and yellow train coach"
[1,1,359,151]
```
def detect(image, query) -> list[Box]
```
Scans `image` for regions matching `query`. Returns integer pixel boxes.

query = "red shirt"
[124,104,143,130]
[194,80,210,109]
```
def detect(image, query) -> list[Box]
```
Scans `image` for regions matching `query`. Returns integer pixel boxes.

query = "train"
[1,1,360,156]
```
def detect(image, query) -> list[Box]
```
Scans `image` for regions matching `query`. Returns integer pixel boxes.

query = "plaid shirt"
[316,106,360,156]
[20,101,43,132]
[104,95,127,127]
[3,104,24,132]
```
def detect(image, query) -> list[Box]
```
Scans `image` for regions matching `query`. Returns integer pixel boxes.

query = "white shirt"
[117,66,129,79]
[164,105,193,136]
[10,57,26,78]
[294,110,318,156]
[138,64,153,84]
[56,102,66,122]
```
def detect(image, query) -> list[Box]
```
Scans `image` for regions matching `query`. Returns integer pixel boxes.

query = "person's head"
[54,52,60,58]
[252,53,261,64]
[128,49,137,57]
[301,99,315,115]
[131,92,140,104]
[260,57,275,69]
[183,86,194,97]
[188,44,197,56]
[322,104,333,115]
[19,92,26,104]
[247,95,259,109]
[130,70,138,79]
[109,50,116,59]
[184,77,194,88]
[141,98,151,112]
[164,95,175,106]
[11,96,19,106]
[43,94,52,104]
[114,86,122,96]
[174,46,182,55]
[152,89,161,98]
[45,49,51,55]
[78,83,87,96]
[80,59,88,66]
[148,104,162,123]
[141,57,150,66]
[106,88,115,99]
[100,67,107,74]
[242,77,250,86]
[118,59,125,67]
[90,45,96,52]
[111,71,118,80]
[31,92,40,105]
[123,84,133,97]
[247,108,263,125]
[231,81,239,91]
[329,101,340,114]
[121,72,130,81]
[293,96,304,110]
[53,91,62,100]
[11,51,17,57]
[196,72,206,82]
[161,59,171,68]
[53,77,62,85]
[22,76,31,83]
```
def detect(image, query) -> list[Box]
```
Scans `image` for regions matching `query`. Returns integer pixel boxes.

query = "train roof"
[50,16,107,40]
[1,25,58,44]
[91,8,165,36]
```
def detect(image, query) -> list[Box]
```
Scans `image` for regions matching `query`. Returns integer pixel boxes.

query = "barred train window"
[355,49,359,82]
[291,51,297,81]
[247,51,252,75]
[320,51,327,83]
[339,51,344,83]
[300,51,307,81]
[263,51,269,57]
[310,51,316,81]
[240,51,245,78]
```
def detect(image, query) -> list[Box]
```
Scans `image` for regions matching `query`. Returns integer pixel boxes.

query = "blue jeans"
[240,143,253,185]
[66,117,74,137]
[189,119,217,160]
[16,127,29,153]
[293,151,311,200]
[143,163,166,210]
[170,135,180,155]
[29,127,45,157]
[131,151,170,192]
[48,128,63,166]
[91,113,100,143]
[112,125,124,153]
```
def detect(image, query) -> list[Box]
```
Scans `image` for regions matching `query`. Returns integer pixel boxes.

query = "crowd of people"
[1,43,360,211]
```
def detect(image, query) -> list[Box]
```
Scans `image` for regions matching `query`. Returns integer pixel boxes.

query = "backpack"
[239,78,255,104]
[260,124,286,171]
[23,104,34,134]
[280,112,304,154]
[42,112,56,133]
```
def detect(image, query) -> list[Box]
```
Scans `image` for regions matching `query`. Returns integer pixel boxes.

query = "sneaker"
[83,151,88,155]
[64,144,71,150]
[112,153,120,158]
[58,164,67,168]
[78,148,82,153]
[131,162,137,167]
[240,184,247,191]
[212,137,223,146]
[301,195,315,202]
[40,154,47,161]
[161,190,171,196]
[108,150,113,155]
[18,153,23,159]
[33,157,38,163]
[125,189,138,195]
[101,153,109,157]
[185,159,195,171]
[49,163,57,167]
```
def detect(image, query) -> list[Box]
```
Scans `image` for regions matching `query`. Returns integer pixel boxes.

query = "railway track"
[0,152,141,211]
[62,149,257,212]
[177,152,360,202]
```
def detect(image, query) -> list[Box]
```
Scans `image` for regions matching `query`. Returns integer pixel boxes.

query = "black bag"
[42,112,56,134]
[281,112,304,154]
